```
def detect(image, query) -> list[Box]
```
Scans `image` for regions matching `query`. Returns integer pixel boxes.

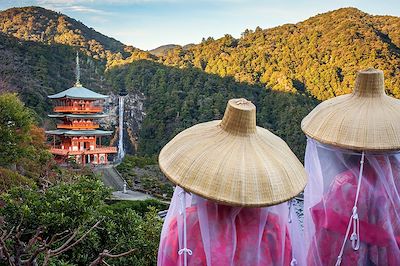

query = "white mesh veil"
[298,138,400,266]
[158,186,299,266]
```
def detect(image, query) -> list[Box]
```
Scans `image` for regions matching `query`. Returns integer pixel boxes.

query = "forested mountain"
[3,7,400,101]
[0,6,151,66]
[1,6,399,159]
[0,6,320,159]
[149,44,195,56]
[159,8,400,100]
[149,44,181,56]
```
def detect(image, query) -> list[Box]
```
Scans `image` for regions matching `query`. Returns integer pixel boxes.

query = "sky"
[1,0,400,50]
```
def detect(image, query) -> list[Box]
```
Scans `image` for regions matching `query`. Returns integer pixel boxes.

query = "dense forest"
[0,8,398,168]
[107,60,317,158]
[0,6,323,159]
[159,8,400,100]
[0,6,398,160]
[0,6,151,64]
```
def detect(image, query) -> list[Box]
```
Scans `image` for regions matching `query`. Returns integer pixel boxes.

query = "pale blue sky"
[1,0,400,50]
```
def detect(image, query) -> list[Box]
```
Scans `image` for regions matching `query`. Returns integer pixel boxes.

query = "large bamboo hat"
[302,68,400,151]
[159,98,307,207]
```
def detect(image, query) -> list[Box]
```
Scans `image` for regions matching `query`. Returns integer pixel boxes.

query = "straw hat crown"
[302,68,400,151]
[159,98,307,207]
[220,98,256,134]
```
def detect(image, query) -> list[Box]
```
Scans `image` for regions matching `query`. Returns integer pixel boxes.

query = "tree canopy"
[0,175,163,265]
[158,8,400,100]
[0,93,35,166]
[107,60,318,159]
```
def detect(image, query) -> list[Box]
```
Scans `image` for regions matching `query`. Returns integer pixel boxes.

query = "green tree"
[0,93,56,191]
[0,176,163,266]
[0,93,34,166]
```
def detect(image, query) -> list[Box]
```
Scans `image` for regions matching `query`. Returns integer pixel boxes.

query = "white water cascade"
[117,95,125,160]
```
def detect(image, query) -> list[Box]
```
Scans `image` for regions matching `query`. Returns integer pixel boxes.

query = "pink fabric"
[299,139,400,266]
[158,187,293,266]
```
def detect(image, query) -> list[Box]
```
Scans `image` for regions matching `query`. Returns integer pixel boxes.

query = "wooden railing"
[86,147,117,154]
[53,106,103,113]
[50,148,70,156]
[50,146,117,156]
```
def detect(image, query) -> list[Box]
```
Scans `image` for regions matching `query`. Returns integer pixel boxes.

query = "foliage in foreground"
[107,199,168,217]
[0,93,57,191]
[0,93,35,166]
[0,176,163,266]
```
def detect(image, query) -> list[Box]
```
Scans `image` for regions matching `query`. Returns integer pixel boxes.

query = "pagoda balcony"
[84,147,117,154]
[53,106,103,113]
[57,123,100,129]
[50,146,117,156]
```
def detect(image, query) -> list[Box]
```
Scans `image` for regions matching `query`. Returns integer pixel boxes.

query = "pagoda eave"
[45,129,113,136]
[48,114,108,119]
[48,86,109,100]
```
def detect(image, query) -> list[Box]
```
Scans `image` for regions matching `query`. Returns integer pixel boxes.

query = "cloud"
[35,0,183,15]
[42,4,108,14]
[36,0,112,15]
[63,5,109,14]
[35,0,250,5]
[37,0,178,4]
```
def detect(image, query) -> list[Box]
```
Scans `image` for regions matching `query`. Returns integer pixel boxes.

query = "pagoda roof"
[48,86,109,100]
[45,129,113,136]
[48,114,108,119]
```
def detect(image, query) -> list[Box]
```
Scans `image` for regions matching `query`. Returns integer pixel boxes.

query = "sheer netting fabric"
[298,138,400,266]
[158,186,300,266]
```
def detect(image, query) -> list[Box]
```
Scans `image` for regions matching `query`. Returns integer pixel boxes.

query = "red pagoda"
[46,53,117,165]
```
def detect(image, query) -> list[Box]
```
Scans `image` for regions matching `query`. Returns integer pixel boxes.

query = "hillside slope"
[2,6,399,158]
[106,60,317,158]
[159,8,400,100]
[0,6,151,65]
[3,6,399,100]
[149,44,181,56]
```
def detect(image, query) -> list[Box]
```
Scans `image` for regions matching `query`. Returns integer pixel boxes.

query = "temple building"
[46,53,117,165]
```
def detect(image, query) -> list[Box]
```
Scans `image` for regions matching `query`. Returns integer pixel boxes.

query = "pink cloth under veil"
[298,138,400,266]
[157,186,297,266]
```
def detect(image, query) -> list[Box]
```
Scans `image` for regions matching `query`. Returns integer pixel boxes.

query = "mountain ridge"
[158,7,400,100]
[0,6,151,66]
[2,6,400,106]
[1,6,399,158]
[2,6,400,99]
[149,44,181,56]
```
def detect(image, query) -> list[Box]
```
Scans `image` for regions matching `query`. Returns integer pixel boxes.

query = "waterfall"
[117,95,125,160]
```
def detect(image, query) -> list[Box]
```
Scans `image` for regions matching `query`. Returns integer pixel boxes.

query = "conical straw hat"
[159,98,307,207]
[302,68,400,151]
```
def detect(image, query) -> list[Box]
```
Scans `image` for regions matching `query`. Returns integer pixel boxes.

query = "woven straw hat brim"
[302,93,400,151]
[159,120,307,207]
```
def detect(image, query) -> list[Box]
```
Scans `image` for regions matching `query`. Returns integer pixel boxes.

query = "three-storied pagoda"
[46,53,117,165]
